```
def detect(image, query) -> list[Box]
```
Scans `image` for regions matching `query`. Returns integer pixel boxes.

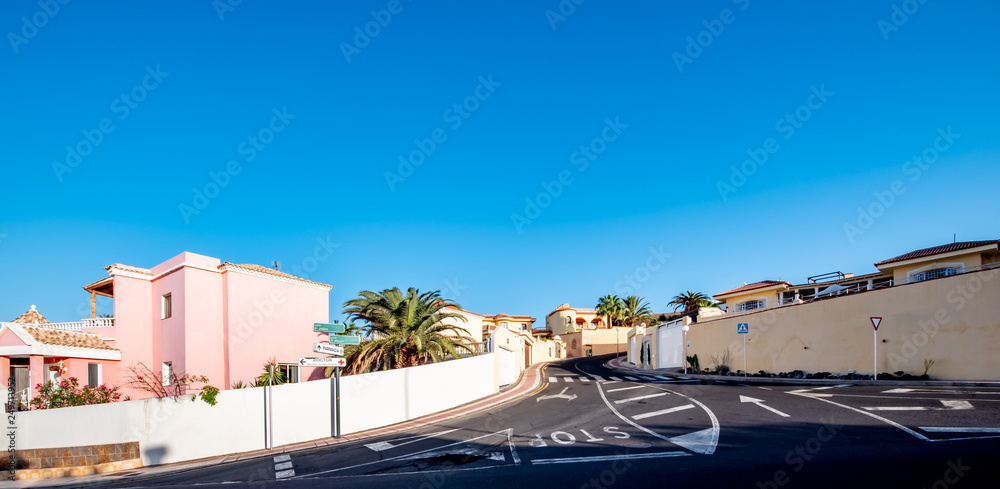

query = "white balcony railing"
[0,317,115,332]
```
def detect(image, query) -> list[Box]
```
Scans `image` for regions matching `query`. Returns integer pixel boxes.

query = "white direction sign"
[313,342,344,356]
[299,357,346,368]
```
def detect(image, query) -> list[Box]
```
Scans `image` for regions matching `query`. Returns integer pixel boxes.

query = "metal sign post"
[871,317,882,380]
[737,323,749,377]
[334,365,341,439]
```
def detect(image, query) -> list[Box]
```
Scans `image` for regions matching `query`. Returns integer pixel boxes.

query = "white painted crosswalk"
[274,454,294,479]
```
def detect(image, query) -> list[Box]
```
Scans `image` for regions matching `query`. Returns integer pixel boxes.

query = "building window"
[911,267,960,282]
[522,323,527,330]
[161,293,172,319]
[565,317,571,324]
[162,362,173,386]
[88,363,102,387]
[501,322,508,328]
[278,363,300,383]
[737,300,765,312]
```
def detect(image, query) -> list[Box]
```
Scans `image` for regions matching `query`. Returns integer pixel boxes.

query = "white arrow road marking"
[536,387,578,402]
[615,393,668,404]
[864,400,974,411]
[532,451,691,465]
[633,404,695,420]
[739,395,791,418]
[920,427,1000,433]
[364,428,460,452]
[789,389,931,441]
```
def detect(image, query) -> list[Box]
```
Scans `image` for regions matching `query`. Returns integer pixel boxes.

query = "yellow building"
[713,240,1000,315]
[545,304,607,335]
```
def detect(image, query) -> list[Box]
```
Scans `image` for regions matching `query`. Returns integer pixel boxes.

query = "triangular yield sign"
[871,317,882,331]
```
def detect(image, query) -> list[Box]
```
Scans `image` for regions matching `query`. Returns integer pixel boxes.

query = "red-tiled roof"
[22,326,117,351]
[714,280,791,298]
[105,263,153,275]
[219,263,332,288]
[874,240,999,267]
[11,306,49,324]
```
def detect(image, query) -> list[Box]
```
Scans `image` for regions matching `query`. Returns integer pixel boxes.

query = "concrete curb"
[13,363,547,488]
[605,357,1000,388]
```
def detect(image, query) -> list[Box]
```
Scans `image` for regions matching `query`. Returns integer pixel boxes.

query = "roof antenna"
[953,233,956,243]
[272,260,281,271]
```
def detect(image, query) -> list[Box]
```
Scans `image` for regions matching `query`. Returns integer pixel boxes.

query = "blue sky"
[2,0,998,325]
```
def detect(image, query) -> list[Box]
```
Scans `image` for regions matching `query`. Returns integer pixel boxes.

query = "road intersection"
[74,354,1000,488]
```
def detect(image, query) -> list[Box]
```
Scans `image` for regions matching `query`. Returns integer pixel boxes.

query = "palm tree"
[620,295,652,327]
[341,288,476,374]
[669,291,710,313]
[595,294,623,329]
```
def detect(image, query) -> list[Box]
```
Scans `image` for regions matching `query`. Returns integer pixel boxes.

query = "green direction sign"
[328,334,360,345]
[314,322,346,333]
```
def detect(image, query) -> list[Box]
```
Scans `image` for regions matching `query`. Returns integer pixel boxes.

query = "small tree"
[123,362,217,405]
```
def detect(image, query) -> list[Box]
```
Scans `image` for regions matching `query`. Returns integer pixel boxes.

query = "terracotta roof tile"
[714,280,791,298]
[874,240,999,267]
[105,263,153,275]
[11,306,50,324]
[22,326,117,351]
[219,263,332,288]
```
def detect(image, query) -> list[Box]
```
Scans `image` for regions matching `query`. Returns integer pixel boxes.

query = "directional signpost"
[737,323,749,377]
[313,342,344,356]
[314,322,346,333]
[298,357,347,368]
[871,317,882,380]
[329,334,361,345]
[309,321,358,439]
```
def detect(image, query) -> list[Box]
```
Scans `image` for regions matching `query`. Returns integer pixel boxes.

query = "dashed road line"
[274,454,294,479]
[609,376,623,381]
[607,385,645,393]
[633,404,695,420]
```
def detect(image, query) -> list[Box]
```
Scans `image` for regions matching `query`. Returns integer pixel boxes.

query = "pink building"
[1,252,332,403]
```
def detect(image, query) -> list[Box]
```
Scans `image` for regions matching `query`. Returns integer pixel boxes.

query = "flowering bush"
[29,377,122,410]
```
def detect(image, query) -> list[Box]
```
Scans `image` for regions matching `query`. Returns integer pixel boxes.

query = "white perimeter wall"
[11,354,496,466]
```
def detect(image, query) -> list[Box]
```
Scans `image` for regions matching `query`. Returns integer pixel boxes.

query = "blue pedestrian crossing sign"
[737,323,749,334]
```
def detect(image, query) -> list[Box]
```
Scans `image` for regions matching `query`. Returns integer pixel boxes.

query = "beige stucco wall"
[557,327,631,358]
[688,267,1000,380]
[885,251,983,284]
[530,336,563,363]
[720,288,784,313]
[440,310,485,343]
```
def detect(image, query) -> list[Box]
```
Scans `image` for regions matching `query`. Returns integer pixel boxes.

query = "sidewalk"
[605,356,1000,388]
[11,363,546,488]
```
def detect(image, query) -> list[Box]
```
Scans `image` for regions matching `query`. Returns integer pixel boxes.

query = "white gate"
[497,347,517,386]
[656,323,684,369]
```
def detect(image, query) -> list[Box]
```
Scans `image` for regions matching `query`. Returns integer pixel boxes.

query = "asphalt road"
[90,354,1000,488]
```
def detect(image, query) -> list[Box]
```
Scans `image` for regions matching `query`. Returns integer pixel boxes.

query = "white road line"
[615,393,668,404]
[548,377,558,383]
[532,451,691,465]
[564,377,575,383]
[864,406,926,411]
[364,428,461,452]
[609,376,623,381]
[920,427,1000,433]
[758,387,772,391]
[579,377,591,382]
[607,385,645,393]
[632,404,695,420]
[274,454,294,479]
[624,376,640,381]
[863,400,974,411]
[788,390,930,442]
